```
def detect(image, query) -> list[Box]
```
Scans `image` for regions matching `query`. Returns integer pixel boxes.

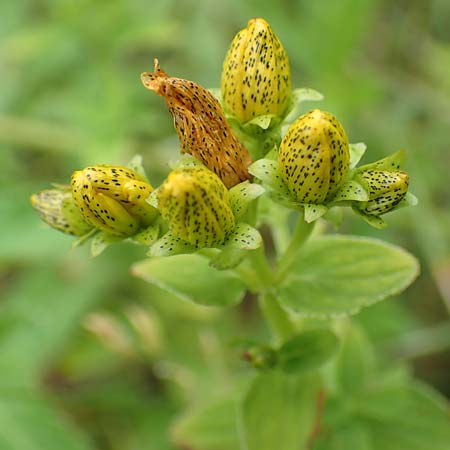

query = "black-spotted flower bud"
[354,170,409,215]
[157,166,236,247]
[71,166,158,237]
[278,109,350,204]
[141,60,251,189]
[221,18,291,124]
[31,189,93,236]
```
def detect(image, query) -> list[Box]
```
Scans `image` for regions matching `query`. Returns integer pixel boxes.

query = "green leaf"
[149,231,195,257]
[349,142,367,169]
[229,181,265,221]
[131,254,246,307]
[278,329,340,374]
[241,371,319,450]
[362,382,450,450]
[314,423,373,450]
[304,204,328,223]
[0,389,93,450]
[331,324,376,394]
[226,223,262,250]
[172,396,240,450]
[278,235,419,317]
[333,180,369,202]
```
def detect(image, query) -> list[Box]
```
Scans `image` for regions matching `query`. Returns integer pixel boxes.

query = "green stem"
[259,291,296,345]
[276,214,315,282]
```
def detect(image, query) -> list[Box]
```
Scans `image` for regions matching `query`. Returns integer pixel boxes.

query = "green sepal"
[229,181,265,221]
[349,142,367,169]
[284,87,324,125]
[304,204,328,223]
[248,159,291,198]
[333,180,369,202]
[352,207,387,229]
[397,191,418,209]
[225,223,262,250]
[91,232,123,257]
[149,231,196,257]
[168,154,204,170]
[243,114,277,131]
[131,223,160,246]
[71,228,97,249]
[127,154,150,182]
[147,189,159,209]
[356,150,405,172]
[209,246,248,270]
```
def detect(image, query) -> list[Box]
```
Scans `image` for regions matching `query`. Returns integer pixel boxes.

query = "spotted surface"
[221,18,291,124]
[141,60,251,189]
[357,170,409,215]
[31,189,93,236]
[278,109,350,204]
[71,165,158,237]
[157,166,236,247]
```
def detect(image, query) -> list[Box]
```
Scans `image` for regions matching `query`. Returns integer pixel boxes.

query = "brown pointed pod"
[141,59,252,188]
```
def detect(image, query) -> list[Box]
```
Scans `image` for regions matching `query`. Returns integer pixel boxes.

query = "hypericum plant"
[31,17,447,450]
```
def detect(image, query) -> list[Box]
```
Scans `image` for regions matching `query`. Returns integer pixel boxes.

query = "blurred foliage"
[0,0,449,449]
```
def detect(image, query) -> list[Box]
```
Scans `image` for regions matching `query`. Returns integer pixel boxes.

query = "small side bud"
[157,166,236,247]
[278,109,350,204]
[71,165,158,237]
[355,170,409,215]
[31,189,92,236]
[141,59,251,188]
[221,18,291,124]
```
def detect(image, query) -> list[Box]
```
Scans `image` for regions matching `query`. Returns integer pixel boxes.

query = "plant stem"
[259,291,296,345]
[276,214,315,283]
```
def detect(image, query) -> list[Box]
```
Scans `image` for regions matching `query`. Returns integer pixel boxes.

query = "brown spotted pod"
[141,60,251,189]
[355,170,409,215]
[278,109,350,204]
[156,166,236,247]
[221,18,291,124]
[71,165,158,237]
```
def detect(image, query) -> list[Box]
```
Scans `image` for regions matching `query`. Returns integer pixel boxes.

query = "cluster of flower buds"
[31,17,415,250]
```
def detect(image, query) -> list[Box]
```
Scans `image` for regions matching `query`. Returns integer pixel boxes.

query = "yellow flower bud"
[278,109,350,204]
[157,166,235,247]
[31,189,93,236]
[221,18,291,124]
[71,165,158,237]
[355,170,409,215]
[141,59,251,189]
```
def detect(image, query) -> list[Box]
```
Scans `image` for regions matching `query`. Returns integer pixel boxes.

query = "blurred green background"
[1,0,449,449]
